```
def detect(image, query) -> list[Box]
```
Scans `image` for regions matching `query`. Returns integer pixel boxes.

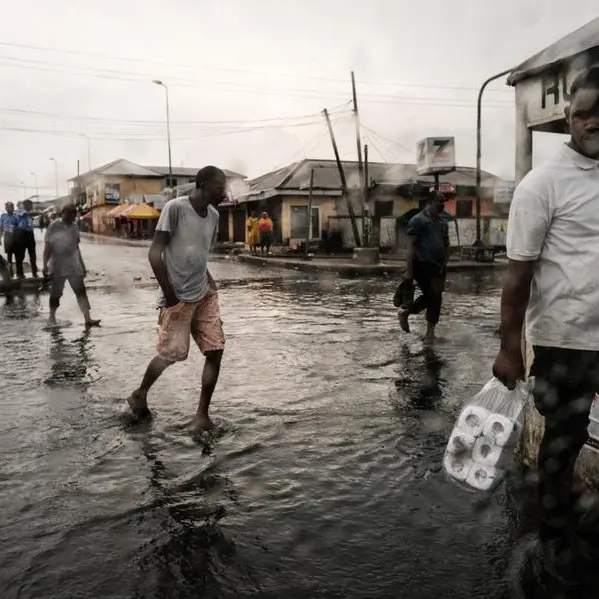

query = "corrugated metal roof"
[70,159,163,180]
[147,166,247,179]
[508,17,599,85]
[244,159,502,199]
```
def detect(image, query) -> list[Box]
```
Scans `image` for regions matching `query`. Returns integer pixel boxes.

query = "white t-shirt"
[44,219,84,278]
[155,197,218,307]
[507,143,599,350]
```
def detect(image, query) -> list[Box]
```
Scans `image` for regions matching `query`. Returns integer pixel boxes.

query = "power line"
[0,113,353,141]
[0,55,514,108]
[0,40,514,95]
[0,104,351,128]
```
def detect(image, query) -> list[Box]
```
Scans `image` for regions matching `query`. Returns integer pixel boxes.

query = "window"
[455,199,473,218]
[290,206,319,239]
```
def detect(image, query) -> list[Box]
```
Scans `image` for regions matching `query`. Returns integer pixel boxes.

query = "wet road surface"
[0,235,534,598]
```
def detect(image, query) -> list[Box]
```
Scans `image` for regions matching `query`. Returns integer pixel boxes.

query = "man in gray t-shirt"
[42,203,100,329]
[127,166,227,432]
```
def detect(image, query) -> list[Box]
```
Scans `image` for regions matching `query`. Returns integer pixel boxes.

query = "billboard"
[416,137,456,176]
[105,183,121,204]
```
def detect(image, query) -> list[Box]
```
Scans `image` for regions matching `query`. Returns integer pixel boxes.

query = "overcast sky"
[1,0,598,201]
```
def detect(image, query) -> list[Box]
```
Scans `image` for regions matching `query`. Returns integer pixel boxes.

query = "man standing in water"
[0,202,19,276]
[494,67,599,589]
[14,199,38,279]
[127,166,226,432]
[398,190,449,344]
[43,204,101,329]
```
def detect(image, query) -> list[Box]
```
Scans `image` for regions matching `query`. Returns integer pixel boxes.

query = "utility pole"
[323,108,361,248]
[351,71,366,244]
[304,168,315,259]
[364,143,370,246]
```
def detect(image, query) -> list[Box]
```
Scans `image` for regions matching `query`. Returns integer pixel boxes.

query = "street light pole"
[49,157,59,199]
[30,172,39,199]
[475,67,512,244]
[20,182,27,201]
[152,80,173,186]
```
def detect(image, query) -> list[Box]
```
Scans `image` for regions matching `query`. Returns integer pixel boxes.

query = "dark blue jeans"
[406,260,445,325]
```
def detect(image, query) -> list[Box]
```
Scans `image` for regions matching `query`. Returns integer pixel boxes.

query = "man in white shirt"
[494,66,599,588]
[127,166,226,432]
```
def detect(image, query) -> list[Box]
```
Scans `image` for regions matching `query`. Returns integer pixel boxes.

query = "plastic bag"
[443,377,531,492]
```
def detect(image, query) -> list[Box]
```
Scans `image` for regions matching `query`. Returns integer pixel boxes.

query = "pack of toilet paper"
[585,394,599,454]
[443,377,530,492]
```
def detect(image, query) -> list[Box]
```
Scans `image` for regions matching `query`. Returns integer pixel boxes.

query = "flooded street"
[0,236,521,599]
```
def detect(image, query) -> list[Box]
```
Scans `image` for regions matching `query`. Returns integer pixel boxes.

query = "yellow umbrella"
[122,203,161,220]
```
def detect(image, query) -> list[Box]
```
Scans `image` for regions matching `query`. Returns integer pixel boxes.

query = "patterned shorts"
[156,292,225,362]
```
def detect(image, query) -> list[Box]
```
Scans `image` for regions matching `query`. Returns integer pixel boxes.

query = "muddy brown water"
[0,237,555,598]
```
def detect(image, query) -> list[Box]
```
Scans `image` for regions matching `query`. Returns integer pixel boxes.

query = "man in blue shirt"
[14,199,38,278]
[0,202,19,276]
[398,191,450,344]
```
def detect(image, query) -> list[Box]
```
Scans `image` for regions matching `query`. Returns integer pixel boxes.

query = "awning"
[106,205,129,218]
[121,203,161,220]
[80,211,93,221]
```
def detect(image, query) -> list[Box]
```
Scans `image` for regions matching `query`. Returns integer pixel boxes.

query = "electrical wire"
[0,55,514,108]
[0,40,514,95]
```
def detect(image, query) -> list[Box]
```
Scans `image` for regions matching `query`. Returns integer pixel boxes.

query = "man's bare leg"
[128,356,173,418]
[192,350,223,432]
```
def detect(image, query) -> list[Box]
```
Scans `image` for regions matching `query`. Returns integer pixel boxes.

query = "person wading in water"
[43,204,101,329]
[494,66,599,592]
[127,166,227,432]
[398,190,449,344]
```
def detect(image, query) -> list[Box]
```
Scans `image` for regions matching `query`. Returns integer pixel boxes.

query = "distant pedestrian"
[246,210,260,254]
[127,166,227,432]
[14,199,38,279]
[0,202,19,276]
[258,211,273,255]
[42,204,101,329]
[398,191,450,344]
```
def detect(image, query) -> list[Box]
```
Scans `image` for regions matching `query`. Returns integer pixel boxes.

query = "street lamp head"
[152,79,163,86]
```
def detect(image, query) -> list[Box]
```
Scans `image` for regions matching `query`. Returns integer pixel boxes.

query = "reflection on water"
[45,329,96,387]
[0,261,584,599]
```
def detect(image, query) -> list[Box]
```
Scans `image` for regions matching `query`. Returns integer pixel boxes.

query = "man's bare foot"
[85,319,101,328]
[192,413,215,433]
[423,334,435,346]
[126,390,151,420]
[424,325,436,346]
[398,310,410,333]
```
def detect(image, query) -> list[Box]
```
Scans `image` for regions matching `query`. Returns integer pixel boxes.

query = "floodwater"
[0,236,544,598]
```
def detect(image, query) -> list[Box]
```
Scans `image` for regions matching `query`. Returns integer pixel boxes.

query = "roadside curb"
[235,254,506,277]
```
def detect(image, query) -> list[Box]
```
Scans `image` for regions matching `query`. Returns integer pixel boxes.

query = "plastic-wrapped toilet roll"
[443,453,471,483]
[446,429,476,456]
[456,406,490,437]
[472,437,506,468]
[465,464,502,492]
[482,414,519,447]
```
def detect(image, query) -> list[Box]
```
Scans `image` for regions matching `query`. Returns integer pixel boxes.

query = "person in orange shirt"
[258,211,273,255]
[245,210,260,254]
